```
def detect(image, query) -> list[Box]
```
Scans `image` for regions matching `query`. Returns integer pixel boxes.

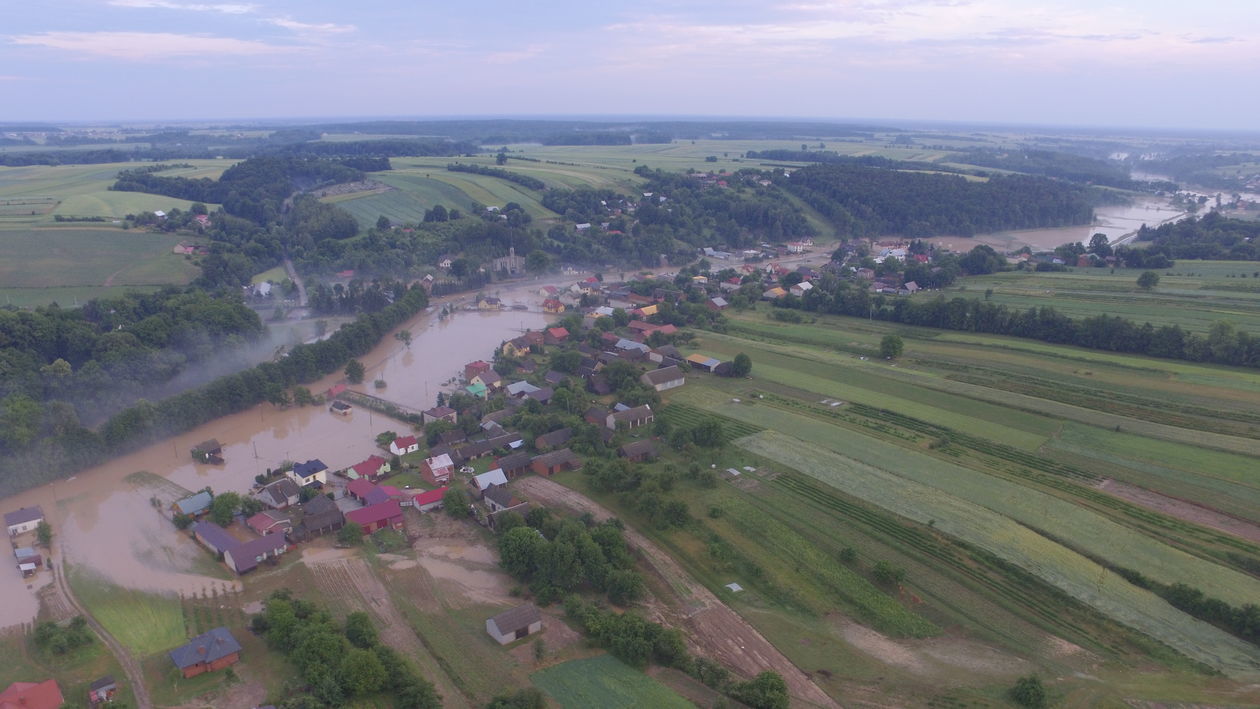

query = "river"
[0,282,554,628]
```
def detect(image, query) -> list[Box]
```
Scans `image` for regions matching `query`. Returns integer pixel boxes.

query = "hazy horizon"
[3,1,1258,131]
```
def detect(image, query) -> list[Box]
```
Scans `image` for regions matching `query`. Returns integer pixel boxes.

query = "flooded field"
[925,199,1188,252]
[0,283,557,628]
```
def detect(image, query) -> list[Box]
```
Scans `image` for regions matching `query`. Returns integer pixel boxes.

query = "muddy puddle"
[416,542,513,605]
[0,288,556,628]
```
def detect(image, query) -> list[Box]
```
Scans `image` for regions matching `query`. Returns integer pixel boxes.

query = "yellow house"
[636,304,659,317]
[478,296,502,310]
[502,340,531,359]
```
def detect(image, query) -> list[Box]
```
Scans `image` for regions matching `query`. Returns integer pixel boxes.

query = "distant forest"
[784,163,1094,238]
[1137,212,1260,260]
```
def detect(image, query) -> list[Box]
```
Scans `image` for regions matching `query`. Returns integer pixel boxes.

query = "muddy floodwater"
[0,284,555,628]
[924,199,1188,253]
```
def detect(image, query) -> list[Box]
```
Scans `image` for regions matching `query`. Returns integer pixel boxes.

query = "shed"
[640,365,685,392]
[412,487,448,512]
[191,521,237,556]
[245,510,291,537]
[619,439,659,463]
[534,427,573,452]
[485,604,543,645]
[287,495,344,542]
[345,500,404,534]
[530,448,582,476]
[88,675,117,705]
[191,439,224,464]
[346,478,378,502]
[482,483,518,513]
[168,627,241,678]
[496,451,534,479]
[223,533,289,574]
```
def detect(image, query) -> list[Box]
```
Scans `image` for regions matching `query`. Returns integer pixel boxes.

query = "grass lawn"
[66,567,187,657]
[0,629,136,707]
[531,655,693,709]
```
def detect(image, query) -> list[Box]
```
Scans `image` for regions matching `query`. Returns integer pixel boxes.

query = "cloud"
[485,44,548,65]
[9,31,292,58]
[108,0,257,14]
[264,17,356,34]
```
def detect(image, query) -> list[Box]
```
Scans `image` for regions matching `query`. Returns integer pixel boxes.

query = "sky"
[2,0,1257,130]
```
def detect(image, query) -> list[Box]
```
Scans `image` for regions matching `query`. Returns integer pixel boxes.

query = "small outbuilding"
[485,603,543,645]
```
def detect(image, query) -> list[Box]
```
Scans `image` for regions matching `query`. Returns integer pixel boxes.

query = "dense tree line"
[447,163,546,190]
[497,512,646,606]
[541,133,633,146]
[0,284,428,498]
[251,590,441,708]
[785,163,1094,238]
[1129,153,1251,190]
[955,148,1155,189]
[1135,212,1260,261]
[1114,568,1260,647]
[745,149,959,174]
[778,279,1260,368]
[261,139,471,159]
[0,287,262,437]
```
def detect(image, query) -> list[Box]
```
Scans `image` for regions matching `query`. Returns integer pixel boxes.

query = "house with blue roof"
[169,627,241,678]
[286,459,328,487]
[171,491,213,518]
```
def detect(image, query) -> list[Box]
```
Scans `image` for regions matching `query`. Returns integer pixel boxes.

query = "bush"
[1009,675,1047,708]
[337,522,363,545]
[872,560,906,587]
[729,671,789,709]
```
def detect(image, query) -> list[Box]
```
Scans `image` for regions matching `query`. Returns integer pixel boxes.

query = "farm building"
[707,296,729,311]
[640,365,685,392]
[365,485,405,506]
[423,405,458,425]
[421,453,454,485]
[413,487,448,512]
[347,478,378,502]
[15,547,42,575]
[288,495,344,542]
[482,484,518,513]
[619,439,659,463]
[495,451,534,479]
[246,510,291,536]
[0,679,63,709]
[534,427,573,452]
[531,448,582,476]
[190,521,237,557]
[288,459,328,487]
[171,492,212,518]
[254,478,301,510]
[168,628,241,679]
[485,604,543,645]
[190,439,224,464]
[506,380,541,398]
[346,500,404,534]
[606,405,655,430]
[390,436,420,456]
[223,533,289,574]
[5,505,44,536]
[348,455,390,481]
[789,281,813,297]
[685,354,722,373]
[469,469,509,499]
[88,676,117,705]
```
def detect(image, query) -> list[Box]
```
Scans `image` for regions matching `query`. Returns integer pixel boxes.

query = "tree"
[1137,271,1160,290]
[526,250,551,274]
[730,671,789,709]
[1009,675,1047,708]
[394,330,412,348]
[375,215,391,231]
[344,611,377,649]
[880,334,904,360]
[486,688,546,709]
[1088,232,1112,257]
[339,647,386,695]
[36,520,52,547]
[338,522,363,545]
[731,352,752,377]
[345,359,366,384]
[443,487,470,518]
[691,419,724,448]
[496,152,508,166]
[872,560,906,586]
[209,492,241,526]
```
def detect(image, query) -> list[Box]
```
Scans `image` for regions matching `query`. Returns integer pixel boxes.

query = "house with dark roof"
[168,627,241,678]
[5,505,44,536]
[0,679,63,709]
[583,406,609,426]
[485,604,543,645]
[345,500,404,534]
[534,427,573,452]
[288,459,328,487]
[526,386,554,405]
[88,675,117,705]
[606,405,654,430]
[482,483,519,514]
[190,521,237,557]
[619,439,659,463]
[640,365,685,392]
[254,478,301,510]
[287,495,344,542]
[190,439,224,464]
[543,370,568,386]
[496,451,534,479]
[422,406,457,425]
[223,533,289,574]
[530,448,582,476]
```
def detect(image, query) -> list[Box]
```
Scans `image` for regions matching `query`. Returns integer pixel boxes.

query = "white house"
[485,604,543,645]
[390,435,420,456]
[789,281,814,297]
[287,459,328,487]
[4,506,44,536]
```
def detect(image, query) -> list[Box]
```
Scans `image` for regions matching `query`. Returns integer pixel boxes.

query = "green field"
[67,568,187,658]
[531,655,693,709]
[946,264,1260,335]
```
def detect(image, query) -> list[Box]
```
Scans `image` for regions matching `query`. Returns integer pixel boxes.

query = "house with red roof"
[245,510,291,536]
[348,455,390,481]
[542,298,565,314]
[465,360,492,382]
[346,500,404,534]
[389,435,419,456]
[545,327,569,345]
[346,478,377,502]
[412,487,448,512]
[0,679,63,709]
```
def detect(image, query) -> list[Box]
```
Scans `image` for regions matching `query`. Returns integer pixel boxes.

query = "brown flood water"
[0,282,555,628]
[924,199,1188,253]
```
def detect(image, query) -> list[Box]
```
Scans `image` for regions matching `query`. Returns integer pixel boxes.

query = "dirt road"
[513,476,839,709]
[51,557,153,709]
